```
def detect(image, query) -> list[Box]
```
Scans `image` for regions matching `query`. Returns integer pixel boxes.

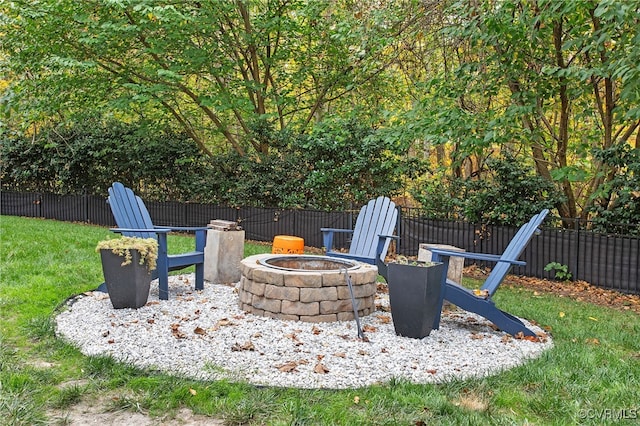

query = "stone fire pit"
[238,254,378,322]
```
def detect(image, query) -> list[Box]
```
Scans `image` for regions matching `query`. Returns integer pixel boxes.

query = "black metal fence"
[2,190,638,295]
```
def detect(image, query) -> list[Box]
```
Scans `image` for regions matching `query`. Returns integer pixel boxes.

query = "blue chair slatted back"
[482,209,549,295]
[108,182,156,239]
[349,196,398,261]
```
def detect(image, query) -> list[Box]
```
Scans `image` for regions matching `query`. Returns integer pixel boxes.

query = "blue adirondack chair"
[429,209,549,337]
[105,182,208,300]
[321,196,398,265]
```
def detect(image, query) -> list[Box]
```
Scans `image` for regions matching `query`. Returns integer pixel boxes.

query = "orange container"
[272,235,304,254]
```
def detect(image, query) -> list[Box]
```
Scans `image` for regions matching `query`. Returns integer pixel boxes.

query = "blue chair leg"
[195,263,204,291]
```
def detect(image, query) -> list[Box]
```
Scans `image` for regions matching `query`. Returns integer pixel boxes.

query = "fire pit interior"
[259,255,360,272]
[238,254,378,323]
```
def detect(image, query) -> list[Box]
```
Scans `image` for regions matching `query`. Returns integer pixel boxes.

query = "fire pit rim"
[258,254,361,272]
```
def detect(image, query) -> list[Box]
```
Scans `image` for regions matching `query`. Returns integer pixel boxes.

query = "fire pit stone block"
[238,254,378,323]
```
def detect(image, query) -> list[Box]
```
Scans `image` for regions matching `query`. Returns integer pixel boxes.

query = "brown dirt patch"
[48,403,223,426]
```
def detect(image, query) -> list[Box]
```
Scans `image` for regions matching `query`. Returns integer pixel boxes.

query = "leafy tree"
[1,0,420,157]
[402,0,640,222]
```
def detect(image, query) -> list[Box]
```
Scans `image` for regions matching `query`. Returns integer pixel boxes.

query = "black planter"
[386,261,445,339]
[100,249,152,309]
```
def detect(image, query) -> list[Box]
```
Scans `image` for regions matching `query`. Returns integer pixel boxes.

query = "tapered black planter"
[386,261,445,339]
[100,249,152,309]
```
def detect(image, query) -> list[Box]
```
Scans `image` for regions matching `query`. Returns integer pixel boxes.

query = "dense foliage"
[410,154,565,225]
[589,144,640,233]
[2,1,639,227]
[0,119,210,200]
[1,117,416,210]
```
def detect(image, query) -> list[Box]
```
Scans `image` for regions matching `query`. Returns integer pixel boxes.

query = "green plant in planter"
[392,255,438,267]
[96,236,158,271]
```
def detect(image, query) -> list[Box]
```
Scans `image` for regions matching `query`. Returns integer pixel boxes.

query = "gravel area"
[55,274,553,389]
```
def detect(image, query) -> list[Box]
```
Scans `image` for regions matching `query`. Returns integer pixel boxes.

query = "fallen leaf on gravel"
[470,333,484,340]
[333,352,346,358]
[535,332,548,342]
[231,341,255,352]
[426,369,437,375]
[276,361,299,372]
[513,332,540,342]
[312,326,322,335]
[376,315,391,324]
[314,362,329,374]
[286,333,303,346]
[170,323,187,339]
[108,339,115,344]
[363,325,377,333]
[376,303,391,312]
[193,326,206,335]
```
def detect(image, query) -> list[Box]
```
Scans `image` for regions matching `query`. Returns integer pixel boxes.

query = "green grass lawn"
[1,215,639,425]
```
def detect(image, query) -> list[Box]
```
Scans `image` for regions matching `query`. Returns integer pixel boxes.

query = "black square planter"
[100,249,152,309]
[387,261,445,339]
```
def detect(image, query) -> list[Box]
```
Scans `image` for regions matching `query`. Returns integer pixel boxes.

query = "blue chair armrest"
[110,227,172,234]
[429,249,526,266]
[321,228,354,252]
[155,226,209,233]
[320,228,355,234]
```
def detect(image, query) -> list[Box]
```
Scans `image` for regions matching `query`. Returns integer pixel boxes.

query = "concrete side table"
[418,243,465,284]
[204,221,245,284]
